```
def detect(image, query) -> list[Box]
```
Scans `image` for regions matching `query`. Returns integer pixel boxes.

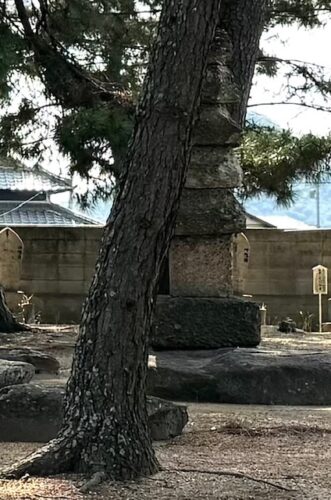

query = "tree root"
[0,287,31,334]
[165,467,295,492]
[1,431,158,485]
[0,436,75,479]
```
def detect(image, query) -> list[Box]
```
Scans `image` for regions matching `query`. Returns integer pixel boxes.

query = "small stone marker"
[0,227,24,291]
[312,265,328,333]
[233,232,250,296]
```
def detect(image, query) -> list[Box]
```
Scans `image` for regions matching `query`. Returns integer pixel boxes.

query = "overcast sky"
[250,19,331,136]
[9,14,331,184]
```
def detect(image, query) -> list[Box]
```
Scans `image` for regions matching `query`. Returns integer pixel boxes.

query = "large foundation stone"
[148,349,331,405]
[151,296,261,350]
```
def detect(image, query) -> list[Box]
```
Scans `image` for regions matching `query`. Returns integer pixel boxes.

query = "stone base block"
[152,296,261,350]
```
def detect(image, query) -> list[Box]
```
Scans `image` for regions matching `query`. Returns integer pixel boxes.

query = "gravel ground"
[1,403,331,499]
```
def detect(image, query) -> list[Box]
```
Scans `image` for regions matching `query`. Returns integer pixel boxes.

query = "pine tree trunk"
[3,0,225,480]
[219,0,267,126]
[0,287,27,333]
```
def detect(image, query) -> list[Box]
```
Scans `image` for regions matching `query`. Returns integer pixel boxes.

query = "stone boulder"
[148,348,331,405]
[151,297,261,350]
[0,383,188,442]
[0,348,60,374]
[278,318,296,333]
[147,396,188,440]
[0,359,34,389]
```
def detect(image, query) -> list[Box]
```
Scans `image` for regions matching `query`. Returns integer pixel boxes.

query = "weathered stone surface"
[0,384,65,442]
[147,396,188,441]
[207,26,233,66]
[191,146,239,168]
[186,147,242,189]
[232,233,250,295]
[151,297,261,350]
[0,383,188,442]
[0,348,60,374]
[0,227,23,291]
[278,319,297,333]
[169,236,233,297]
[148,349,331,405]
[175,189,245,236]
[193,106,241,146]
[201,64,238,104]
[0,359,34,389]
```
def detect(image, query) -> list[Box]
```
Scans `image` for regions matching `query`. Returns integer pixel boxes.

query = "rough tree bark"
[0,287,28,333]
[3,0,224,480]
[219,0,267,126]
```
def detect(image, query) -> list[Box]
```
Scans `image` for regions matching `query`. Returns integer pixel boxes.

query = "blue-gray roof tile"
[0,163,71,193]
[0,202,100,226]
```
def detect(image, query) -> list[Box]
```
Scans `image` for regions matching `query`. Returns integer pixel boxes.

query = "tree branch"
[258,55,329,70]
[248,101,331,112]
[14,0,35,40]
[13,0,135,113]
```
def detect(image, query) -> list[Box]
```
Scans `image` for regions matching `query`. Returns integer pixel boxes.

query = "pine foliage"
[0,0,330,202]
[241,125,331,204]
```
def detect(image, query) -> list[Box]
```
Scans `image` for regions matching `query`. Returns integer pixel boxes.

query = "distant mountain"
[69,182,331,228]
[246,111,278,128]
[245,112,331,228]
[244,181,331,228]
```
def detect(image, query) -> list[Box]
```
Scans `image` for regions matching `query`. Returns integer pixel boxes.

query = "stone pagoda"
[152,25,260,349]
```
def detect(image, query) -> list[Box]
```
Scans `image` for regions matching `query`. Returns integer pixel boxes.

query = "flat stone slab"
[151,297,261,350]
[0,383,188,442]
[0,359,34,389]
[0,348,60,374]
[147,348,331,405]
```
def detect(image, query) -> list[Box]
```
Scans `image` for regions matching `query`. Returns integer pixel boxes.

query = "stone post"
[152,26,260,350]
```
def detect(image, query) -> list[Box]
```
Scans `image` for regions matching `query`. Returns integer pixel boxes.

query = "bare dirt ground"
[1,403,331,499]
[1,326,331,499]
[261,325,331,351]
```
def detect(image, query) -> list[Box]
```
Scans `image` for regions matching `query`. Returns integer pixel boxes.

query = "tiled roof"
[0,202,100,226]
[0,161,72,193]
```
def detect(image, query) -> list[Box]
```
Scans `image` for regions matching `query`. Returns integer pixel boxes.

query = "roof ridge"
[47,201,102,225]
[33,165,72,188]
[0,159,72,193]
[0,200,102,226]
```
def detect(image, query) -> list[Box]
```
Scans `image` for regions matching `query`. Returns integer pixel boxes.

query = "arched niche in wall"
[0,227,24,291]
[232,232,250,296]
